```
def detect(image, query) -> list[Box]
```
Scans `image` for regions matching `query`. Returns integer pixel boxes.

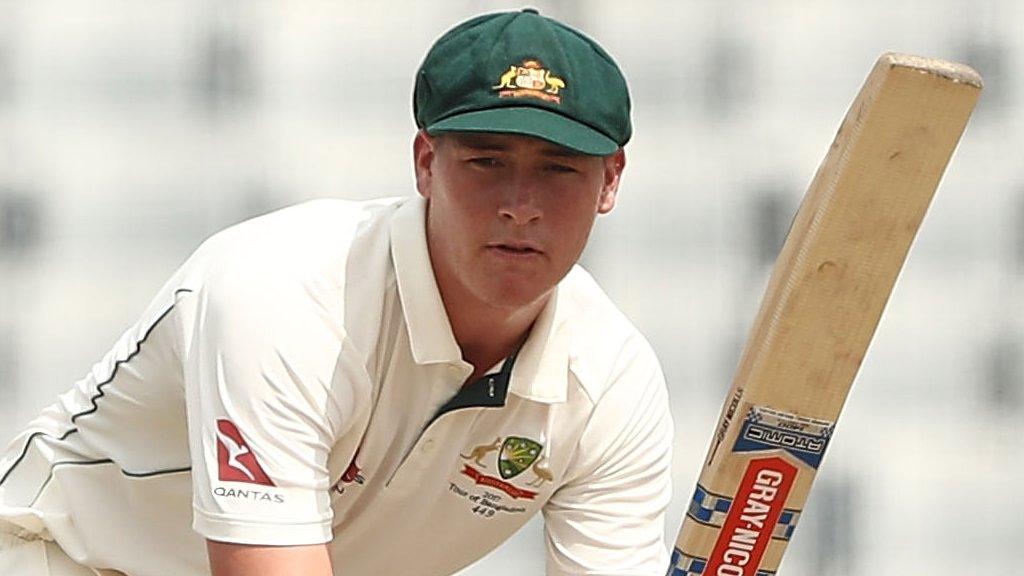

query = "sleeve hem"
[193,507,332,546]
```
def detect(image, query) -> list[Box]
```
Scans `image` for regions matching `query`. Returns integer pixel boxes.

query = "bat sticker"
[731,406,834,469]
[707,387,744,465]
[703,457,796,576]
[668,547,776,576]
[686,484,800,541]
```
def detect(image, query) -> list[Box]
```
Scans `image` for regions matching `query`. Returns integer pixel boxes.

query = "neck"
[440,279,550,383]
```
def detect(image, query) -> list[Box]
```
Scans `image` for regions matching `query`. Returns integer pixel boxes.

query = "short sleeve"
[180,260,371,546]
[542,344,674,575]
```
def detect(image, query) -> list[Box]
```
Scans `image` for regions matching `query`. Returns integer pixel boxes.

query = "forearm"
[207,540,333,576]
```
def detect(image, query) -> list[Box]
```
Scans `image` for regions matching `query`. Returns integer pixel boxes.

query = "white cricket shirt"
[0,196,673,575]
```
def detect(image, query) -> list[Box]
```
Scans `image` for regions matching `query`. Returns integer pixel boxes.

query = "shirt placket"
[385,360,512,490]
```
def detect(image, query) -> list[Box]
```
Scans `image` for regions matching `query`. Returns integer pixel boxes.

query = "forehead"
[440,132,588,158]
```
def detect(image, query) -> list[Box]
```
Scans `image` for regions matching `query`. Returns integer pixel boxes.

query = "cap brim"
[425,107,619,156]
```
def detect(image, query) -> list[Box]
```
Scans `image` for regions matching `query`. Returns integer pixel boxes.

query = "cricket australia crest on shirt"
[497,436,541,480]
[493,59,566,104]
[458,435,552,501]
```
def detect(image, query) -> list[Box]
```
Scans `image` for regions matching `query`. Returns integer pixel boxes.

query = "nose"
[497,177,543,225]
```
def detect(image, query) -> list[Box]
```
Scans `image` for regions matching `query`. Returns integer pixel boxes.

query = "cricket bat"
[668,53,982,576]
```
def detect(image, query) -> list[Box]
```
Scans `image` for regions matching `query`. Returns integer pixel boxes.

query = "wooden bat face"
[669,53,982,576]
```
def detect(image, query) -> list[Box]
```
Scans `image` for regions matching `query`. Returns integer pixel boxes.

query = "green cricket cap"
[414,8,632,156]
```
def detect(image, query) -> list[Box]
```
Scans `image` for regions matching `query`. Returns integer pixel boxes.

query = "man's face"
[413,131,625,312]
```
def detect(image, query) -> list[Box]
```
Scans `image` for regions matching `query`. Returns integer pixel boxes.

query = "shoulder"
[179,197,404,290]
[552,267,673,488]
[559,266,664,407]
[171,197,407,337]
[205,197,401,270]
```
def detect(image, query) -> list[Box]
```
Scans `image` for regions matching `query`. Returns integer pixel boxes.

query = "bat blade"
[669,53,982,576]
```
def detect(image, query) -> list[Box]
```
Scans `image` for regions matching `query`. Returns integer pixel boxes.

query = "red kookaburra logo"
[215,419,275,486]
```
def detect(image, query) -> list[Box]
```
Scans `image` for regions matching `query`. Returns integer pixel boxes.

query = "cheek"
[548,200,600,254]
[430,175,494,249]
[550,177,604,224]
[441,188,491,234]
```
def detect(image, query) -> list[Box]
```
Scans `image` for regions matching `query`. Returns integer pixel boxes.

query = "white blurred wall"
[0,1,1021,574]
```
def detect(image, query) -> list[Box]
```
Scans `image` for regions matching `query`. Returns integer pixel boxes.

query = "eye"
[545,163,579,174]
[467,157,502,168]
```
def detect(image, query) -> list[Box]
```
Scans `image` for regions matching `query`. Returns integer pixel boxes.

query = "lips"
[487,239,544,253]
[487,241,544,257]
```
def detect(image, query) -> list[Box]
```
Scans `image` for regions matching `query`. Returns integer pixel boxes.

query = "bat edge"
[880,52,984,89]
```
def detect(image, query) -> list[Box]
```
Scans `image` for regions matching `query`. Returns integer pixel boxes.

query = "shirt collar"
[390,195,569,404]
[390,196,463,365]
[507,285,570,404]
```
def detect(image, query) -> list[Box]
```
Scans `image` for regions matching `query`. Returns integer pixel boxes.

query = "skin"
[414,130,626,381]
[207,541,331,576]
[207,130,626,576]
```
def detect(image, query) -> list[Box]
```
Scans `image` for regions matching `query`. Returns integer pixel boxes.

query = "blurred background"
[0,1,1019,574]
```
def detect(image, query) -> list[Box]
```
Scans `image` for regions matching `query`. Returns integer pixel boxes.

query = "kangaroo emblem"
[525,456,552,487]
[461,437,502,468]
[216,428,255,481]
[493,66,518,90]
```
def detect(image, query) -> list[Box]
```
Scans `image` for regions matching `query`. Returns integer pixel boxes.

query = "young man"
[0,9,673,576]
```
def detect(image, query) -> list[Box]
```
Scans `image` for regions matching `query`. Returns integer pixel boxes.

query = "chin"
[474,279,552,311]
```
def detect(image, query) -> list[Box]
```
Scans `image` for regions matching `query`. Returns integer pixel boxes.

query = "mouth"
[487,242,544,257]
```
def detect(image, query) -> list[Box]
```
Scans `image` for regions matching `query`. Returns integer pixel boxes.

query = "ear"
[413,130,438,199]
[597,148,626,214]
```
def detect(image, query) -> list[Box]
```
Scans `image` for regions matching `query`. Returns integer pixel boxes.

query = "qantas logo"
[215,419,275,486]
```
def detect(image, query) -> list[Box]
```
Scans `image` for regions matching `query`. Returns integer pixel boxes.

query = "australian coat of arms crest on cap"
[493,59,566,104]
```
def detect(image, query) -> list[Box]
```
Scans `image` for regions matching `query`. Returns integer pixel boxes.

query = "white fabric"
[0,196,673,575]
[0,527,120,576]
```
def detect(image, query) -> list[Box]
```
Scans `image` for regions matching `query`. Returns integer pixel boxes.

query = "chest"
[320,334,587,574]
[331,341,577,511]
